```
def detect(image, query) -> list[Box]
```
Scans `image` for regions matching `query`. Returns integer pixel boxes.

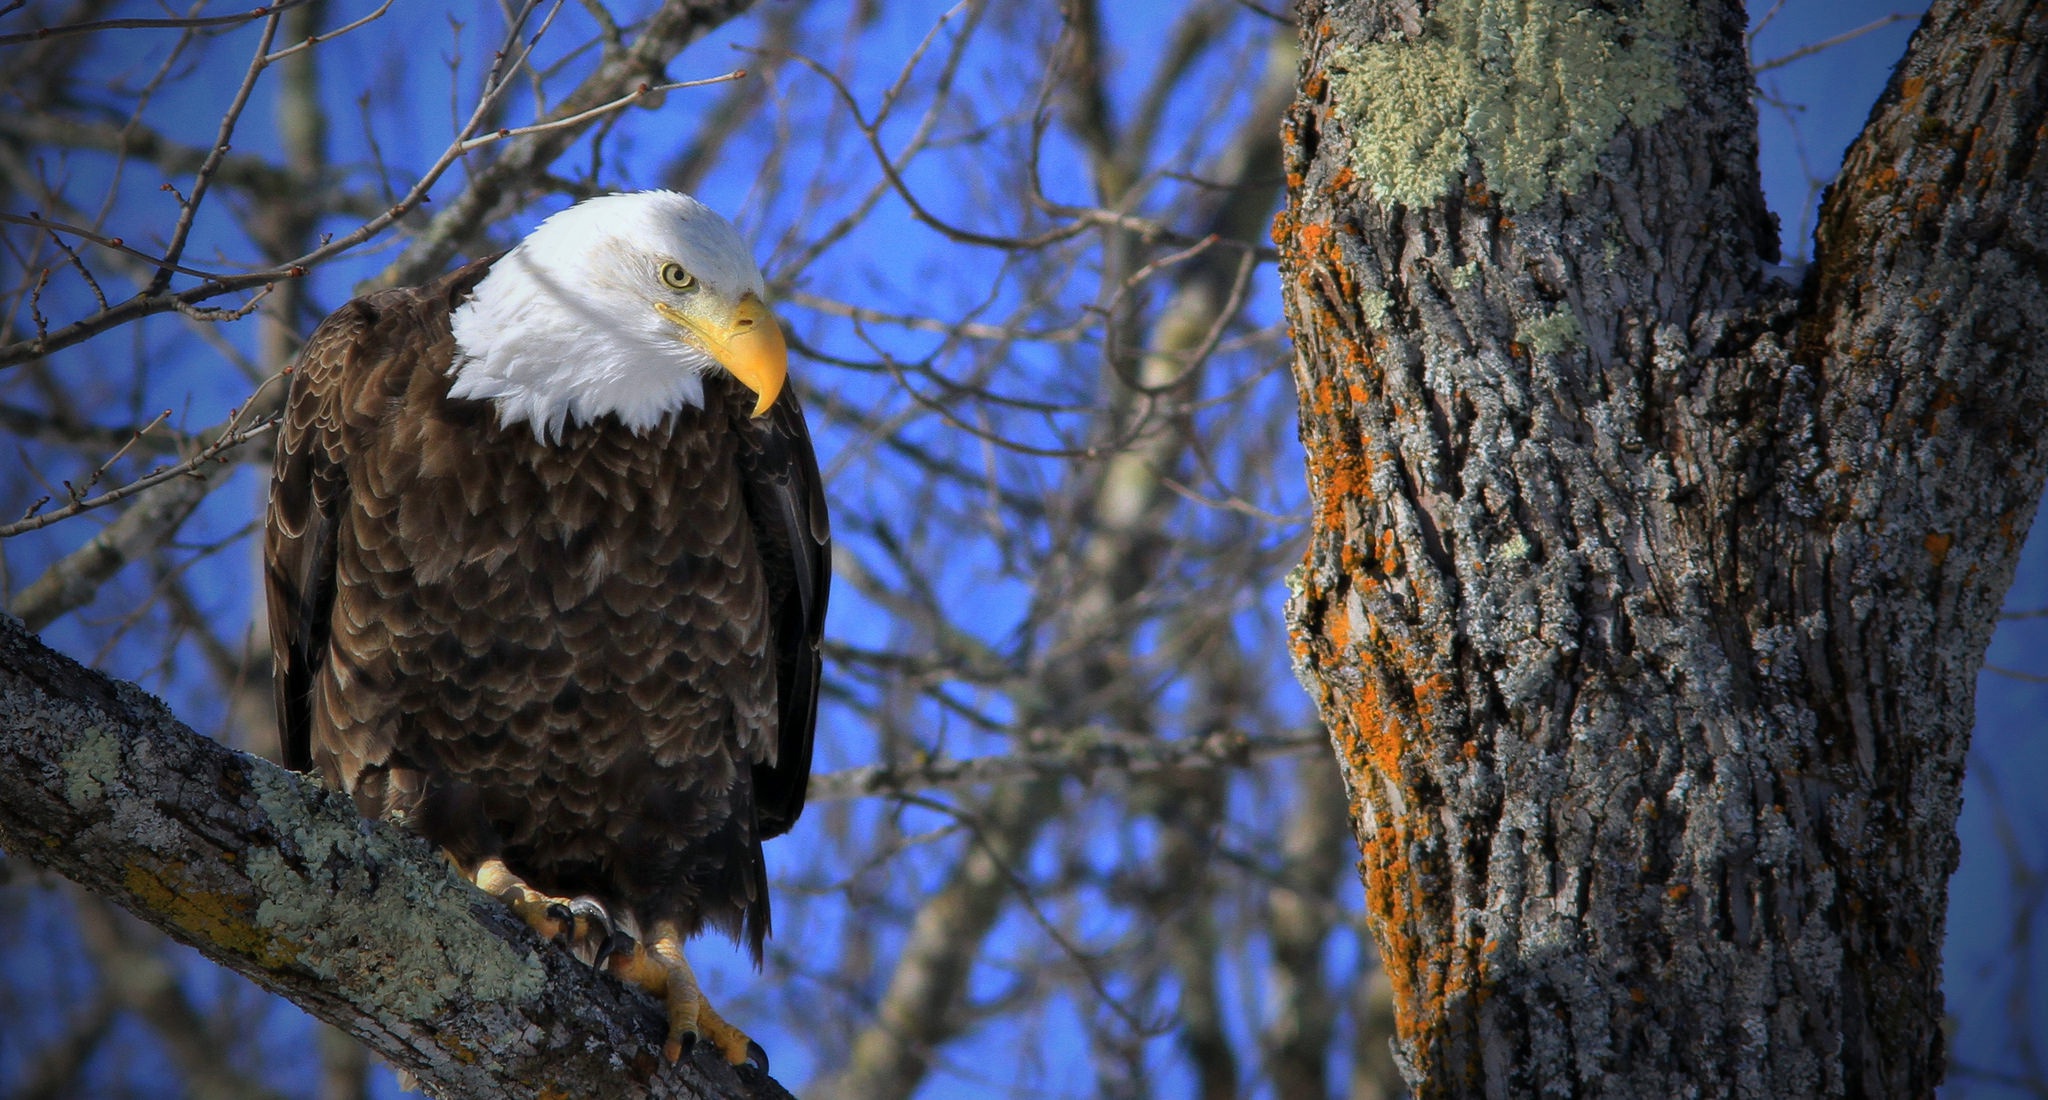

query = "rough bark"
[0,613,794,1100]
[1277,0,2048,1096]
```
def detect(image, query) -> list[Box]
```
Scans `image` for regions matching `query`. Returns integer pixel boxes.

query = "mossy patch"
[1328,0,1693,210]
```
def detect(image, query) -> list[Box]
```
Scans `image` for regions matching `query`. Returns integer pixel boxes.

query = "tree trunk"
[1276,1,2048,1096]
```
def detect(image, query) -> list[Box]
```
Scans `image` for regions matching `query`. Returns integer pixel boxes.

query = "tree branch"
[7,471,210,631]
[806,727,1324,802]
[0,613,794,1100]
[382,0,758,288]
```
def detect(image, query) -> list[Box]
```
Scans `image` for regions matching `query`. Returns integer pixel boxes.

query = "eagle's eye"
[659,262,696,291]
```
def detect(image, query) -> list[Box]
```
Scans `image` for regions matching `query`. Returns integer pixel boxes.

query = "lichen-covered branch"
[0,613,792,1100]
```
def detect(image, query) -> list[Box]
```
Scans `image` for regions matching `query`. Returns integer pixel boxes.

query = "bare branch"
[807,727,1325,802]
[1753,12,1921,73]
[383,0,761,288]
[0,0,315,46]
[7,463,208,630]
[454,69,746,153]
[0,407,278,538]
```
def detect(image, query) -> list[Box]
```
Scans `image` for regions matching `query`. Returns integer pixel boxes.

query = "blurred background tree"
[0,1,2039,1097]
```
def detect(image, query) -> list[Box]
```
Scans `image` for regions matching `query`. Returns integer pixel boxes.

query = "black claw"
[544,900,575,928]
[560,896,617,967]
[745,1039,769,1074]
[589,923,633,970]
[602,927,641,974]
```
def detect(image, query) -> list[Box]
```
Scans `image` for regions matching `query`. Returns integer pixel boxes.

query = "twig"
[0,0,577,368]
[455,71,745,152]
[0,212,261,281]
[149,5,286,294]
[0,0,314,46]
[0,414,277,539]
[261,0,393,63]
[1753,13,1921,74]
[806,727,1325,801]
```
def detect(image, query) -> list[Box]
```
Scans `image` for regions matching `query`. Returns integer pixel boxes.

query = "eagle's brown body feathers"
[266,256,828,961]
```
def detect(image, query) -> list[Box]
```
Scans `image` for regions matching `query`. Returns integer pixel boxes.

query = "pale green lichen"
[1450,261,1481,290]
[61,725,121,807]
[245,765,548,1018]
[1521,307,1584,355]
[1328,0,1693,210]
[1359,286,1393,327]
[1492,531,1534,565]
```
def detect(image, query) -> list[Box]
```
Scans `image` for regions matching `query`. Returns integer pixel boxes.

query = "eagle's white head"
[448,190,786,443]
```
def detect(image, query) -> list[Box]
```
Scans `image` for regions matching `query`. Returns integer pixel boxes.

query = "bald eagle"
[265,191,829,1067]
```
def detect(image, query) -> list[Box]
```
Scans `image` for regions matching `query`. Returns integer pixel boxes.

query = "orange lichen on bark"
[1333,664,1443,1041]
[1344,674,1410,778]
[1270,207,1296,247]
[1312,536,1474,1056]
[1924,532,1954,565]
[1324,593,1353,655]
[1311,444,1372,523]
[1356,825,1425,1019]
[1280,182,1483,1073]
[1319,618,1471,1067]
[1309,374,1340,417]
[1410,672,1455,723]
[1294,220,1332,257]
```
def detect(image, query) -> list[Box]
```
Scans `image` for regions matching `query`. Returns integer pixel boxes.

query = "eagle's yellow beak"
[657,293,788,418]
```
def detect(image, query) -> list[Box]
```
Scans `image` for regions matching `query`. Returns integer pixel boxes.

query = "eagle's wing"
[266,258,496,774]
[266,299,370,772]
[736,390,831,840]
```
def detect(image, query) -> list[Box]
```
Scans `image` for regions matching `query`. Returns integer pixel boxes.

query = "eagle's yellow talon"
[692,999,760,1068]
[472,856,567,934]
[467,857,617,964]
[608,922,761,1067]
